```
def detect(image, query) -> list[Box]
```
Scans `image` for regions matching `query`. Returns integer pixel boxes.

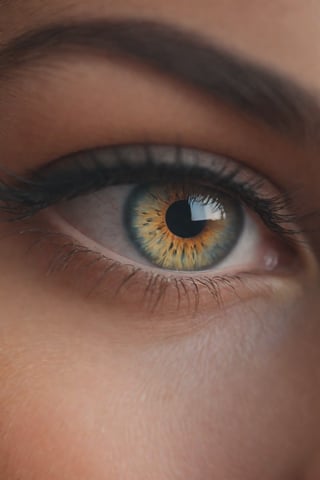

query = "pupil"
[165,200,206,238]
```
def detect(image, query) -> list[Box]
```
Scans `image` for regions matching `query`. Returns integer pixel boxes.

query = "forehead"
[1,0,319,90]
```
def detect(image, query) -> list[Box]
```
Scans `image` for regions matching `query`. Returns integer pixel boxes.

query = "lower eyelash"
[6,219,262,317]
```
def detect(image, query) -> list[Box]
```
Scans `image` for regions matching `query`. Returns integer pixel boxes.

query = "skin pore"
[0,1,320,479]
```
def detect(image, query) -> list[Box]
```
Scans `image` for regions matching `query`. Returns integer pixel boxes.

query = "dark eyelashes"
[0,145,302,239]
[17,224,247,314]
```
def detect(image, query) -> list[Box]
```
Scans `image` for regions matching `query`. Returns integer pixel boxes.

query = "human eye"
[0,144,307,317]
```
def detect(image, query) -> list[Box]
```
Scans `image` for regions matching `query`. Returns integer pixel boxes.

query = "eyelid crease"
[0,144,309,242]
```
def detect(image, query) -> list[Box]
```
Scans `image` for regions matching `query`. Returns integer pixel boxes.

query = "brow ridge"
[0,19,319,143]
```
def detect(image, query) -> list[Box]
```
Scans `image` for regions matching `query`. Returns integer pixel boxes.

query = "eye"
[125,183,243,271]
[43,144,296,278]
[60,181,250,273]
[0,145,301,313]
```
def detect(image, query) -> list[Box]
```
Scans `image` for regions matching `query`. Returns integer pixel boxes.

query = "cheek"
[1,294,320,480]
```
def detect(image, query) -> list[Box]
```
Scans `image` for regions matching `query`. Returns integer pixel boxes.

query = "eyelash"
[0,145,299,233]
[0,145,305,314]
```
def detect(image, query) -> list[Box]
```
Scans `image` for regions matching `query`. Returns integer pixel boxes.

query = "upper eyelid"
[0,144,301,241]
[25,144,280,190]
[0,144,276,199]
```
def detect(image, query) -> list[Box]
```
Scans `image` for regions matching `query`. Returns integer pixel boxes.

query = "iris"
[125,183,244,271]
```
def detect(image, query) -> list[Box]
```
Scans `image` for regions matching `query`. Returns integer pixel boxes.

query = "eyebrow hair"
[0,19,319,143]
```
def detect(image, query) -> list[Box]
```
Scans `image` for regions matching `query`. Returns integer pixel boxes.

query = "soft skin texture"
[1,1,320,479]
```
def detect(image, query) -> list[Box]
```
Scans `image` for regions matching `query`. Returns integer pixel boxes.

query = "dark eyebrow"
[1,19,319,143]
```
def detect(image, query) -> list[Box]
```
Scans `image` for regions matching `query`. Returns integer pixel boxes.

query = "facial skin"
[0,1,320,479]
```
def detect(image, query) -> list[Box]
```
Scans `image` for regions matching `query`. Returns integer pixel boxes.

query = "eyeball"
[125,182,244,271]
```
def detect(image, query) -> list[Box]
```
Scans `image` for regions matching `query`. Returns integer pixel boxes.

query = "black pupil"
[165,200,206,238]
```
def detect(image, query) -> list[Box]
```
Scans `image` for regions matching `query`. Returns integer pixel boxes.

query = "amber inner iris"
[125,183,244,271]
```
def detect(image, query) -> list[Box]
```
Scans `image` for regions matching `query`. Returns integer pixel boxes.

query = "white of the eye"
[58,185,275,275]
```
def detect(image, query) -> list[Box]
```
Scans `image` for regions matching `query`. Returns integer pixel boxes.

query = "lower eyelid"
[2,207,302,321]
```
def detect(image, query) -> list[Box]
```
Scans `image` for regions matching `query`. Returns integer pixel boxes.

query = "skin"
[1,1,320,479]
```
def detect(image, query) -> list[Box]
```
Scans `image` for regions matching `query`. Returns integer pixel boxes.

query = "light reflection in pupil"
[165,200,206,238]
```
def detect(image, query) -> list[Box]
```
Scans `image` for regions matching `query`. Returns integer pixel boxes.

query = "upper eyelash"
[0,145,302,239]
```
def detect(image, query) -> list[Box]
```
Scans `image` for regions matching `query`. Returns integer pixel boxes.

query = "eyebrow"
[0,19,319,143]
